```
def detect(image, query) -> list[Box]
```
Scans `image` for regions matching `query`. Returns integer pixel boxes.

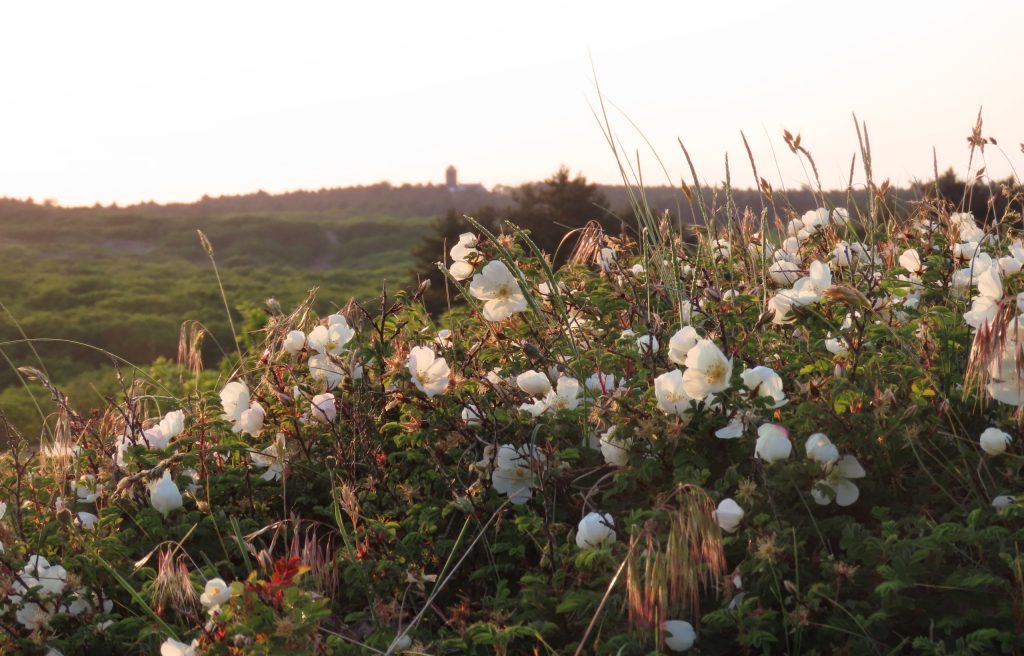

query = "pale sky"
[1,1,1021,206]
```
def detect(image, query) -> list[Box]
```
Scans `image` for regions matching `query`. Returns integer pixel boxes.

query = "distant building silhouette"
[445,165,485,194]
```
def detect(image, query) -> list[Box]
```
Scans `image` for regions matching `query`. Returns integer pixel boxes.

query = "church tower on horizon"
[445,165,457,190]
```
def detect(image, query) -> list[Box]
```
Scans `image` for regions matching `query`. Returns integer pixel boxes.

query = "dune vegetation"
[1,127,1023,655]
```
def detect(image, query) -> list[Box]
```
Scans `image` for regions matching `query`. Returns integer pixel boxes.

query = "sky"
[0,1,1021,207]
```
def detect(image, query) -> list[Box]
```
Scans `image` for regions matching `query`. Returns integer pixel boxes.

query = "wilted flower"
[662,619,696,652]
[598,247,616,272]
[812,455,866,506]
[407,346,451,397]
[979,427,1012,456]
[575,512,616,549]
[755,423,792,463]
[150,471,183,517]
[469,260,528,321]
[714,498,744,533]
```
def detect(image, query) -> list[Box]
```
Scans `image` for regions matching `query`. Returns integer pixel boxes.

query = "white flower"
[236,403,266,438]
[586,371,622,395]
[450,232,477,262]
[714,498,744,533]
[825,334,849,356]
[812,455,866,506]
[662,619,696,652]
[200,577,231,610]
[987,318,1024,406]
[436,328,454,347]
[308,353,345,390]
[598,247,616,272]
[654,370,694,418]
[538,280,568,297]
[461,404,483,425]
[768,259,802,285]
[143,425,170,450]
[598,427,630,467]
[667,326,701,365]
[149,471,183,517]
[542,376,581,412]
[979,427,1012,456]
[407,346,451,397]
[636,334,659,355]
[516,370,552,397]
[491,444,544,504]
[310,392,337,423]
[831,242,856,268]
[449,233,478,280]
[77,511,98,529]
[220,381,250,424]
[449,260,474,280]
[679,300,696,324]
[755,423,792,463]
[74,476,101,504]
[469,261,528,321]
[575,512,616,549]
[964,267,1003,330]
[714,413,747,439]
[160,638,198,656]
[16,602,48,631]
[158,410,185,441]
[899,248,923,275]
[767,292,796,324]
[251,435,287,481]
[682,339,733,399]
[282,329,306,354]
[805,433,839,463]
[307,314,355,356]
[740,366,787,408]
[992,495,1016,509]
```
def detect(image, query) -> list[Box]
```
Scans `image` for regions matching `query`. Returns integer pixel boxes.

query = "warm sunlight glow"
[1,0,1021,205]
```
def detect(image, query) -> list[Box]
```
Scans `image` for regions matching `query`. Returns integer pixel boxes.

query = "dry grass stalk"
[626,484,726,634]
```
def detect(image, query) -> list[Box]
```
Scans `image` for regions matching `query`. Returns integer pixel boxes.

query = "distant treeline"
[3,167,1017,226]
